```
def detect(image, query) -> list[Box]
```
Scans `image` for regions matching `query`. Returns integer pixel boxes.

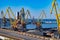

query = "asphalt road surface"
[0,29,42,40]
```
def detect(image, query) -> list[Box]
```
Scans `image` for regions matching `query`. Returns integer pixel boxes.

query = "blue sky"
[0,0,60,19]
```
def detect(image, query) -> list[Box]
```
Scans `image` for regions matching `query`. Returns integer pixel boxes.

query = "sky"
[0,0,60,19]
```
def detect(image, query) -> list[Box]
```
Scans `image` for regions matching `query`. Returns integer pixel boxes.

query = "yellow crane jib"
[8,7,16,19]
[4,7,17,28]
[50,0,60,33]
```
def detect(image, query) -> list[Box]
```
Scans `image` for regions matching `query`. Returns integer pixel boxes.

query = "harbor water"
[0,19,58,29]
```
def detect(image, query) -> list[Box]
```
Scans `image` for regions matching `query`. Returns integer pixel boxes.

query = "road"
[0,28,43,40]
[0,28,57,40]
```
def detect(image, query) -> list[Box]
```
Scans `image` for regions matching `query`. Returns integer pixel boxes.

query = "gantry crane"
[50,0,60,33]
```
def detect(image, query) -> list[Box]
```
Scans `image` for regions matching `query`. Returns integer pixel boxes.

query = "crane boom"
[6,8,12,24]
[38,10,46,22]
[8,7,16,19]
[50,0,60,33]
[25,10,31,19]
[4,7,17,28]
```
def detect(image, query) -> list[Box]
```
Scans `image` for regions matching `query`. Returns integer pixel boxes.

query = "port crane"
[20,8,31,23]
[25,9,31,20]
[19,8,32,31]
[19,8,32,23]
[1,11,7,26]
[25,9,32,24]
[50,0,60,33]
[1,7,32,31]
[36,10,46,30]
[20,8,25,25]
[4,7,17,30]
[38,10,46,21]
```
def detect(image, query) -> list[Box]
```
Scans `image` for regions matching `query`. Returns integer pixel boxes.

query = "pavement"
[0,28,41,40]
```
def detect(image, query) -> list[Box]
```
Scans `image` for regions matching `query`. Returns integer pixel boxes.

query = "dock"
[0,28,42,40]
[0,28,58,40]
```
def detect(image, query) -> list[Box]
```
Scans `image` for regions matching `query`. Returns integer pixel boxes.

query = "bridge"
[0,28,58,40]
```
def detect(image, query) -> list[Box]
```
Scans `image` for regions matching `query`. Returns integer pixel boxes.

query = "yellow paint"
[51,0,60,33]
